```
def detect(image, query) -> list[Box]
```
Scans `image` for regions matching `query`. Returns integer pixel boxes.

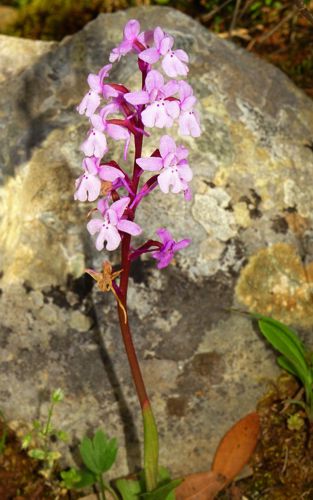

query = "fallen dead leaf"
[175,470,227,500]
[212,412,260,481]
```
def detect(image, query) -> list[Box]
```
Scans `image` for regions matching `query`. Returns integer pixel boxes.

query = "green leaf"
[74,469,97,488]
[93,429,118,473]
[51,388,64,403]
[21,433,32,450]
[140,478,182,499]
[252,313,306,357]
[115,477,143,500]
[28,448,46,460]
[60,468,82,488]
[253,315,309,381]
[79,430,118,475]
[32,420,41,431]
[79,436,100,474]
[277,356,300,377]
[55,430,69,442]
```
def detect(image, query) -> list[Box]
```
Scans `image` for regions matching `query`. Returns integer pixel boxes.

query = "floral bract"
[75,18,201,267]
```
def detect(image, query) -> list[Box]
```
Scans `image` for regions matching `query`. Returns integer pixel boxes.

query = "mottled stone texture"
[0,6,313,477]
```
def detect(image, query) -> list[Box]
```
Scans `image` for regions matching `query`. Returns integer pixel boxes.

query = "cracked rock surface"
[1,6,313,476]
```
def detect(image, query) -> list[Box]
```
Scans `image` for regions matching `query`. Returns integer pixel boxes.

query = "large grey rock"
[1,6,313,477]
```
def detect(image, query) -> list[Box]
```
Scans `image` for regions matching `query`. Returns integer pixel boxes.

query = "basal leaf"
[256,317,308,381]
[277,355,300,378]
[79,436,100,474]
[93,429,118,473]
[140,478,182,499]
[252,313,306,356]
[115,477,143,500]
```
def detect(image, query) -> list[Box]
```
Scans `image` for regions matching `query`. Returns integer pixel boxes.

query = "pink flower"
[162,50,189,78]
[137,135,192,196]
[178,81,201,137]
[77,64,112,117]
[152,228,191,269]
[91,105,131,160]
[80,128,108,158]
[109,19,151,63]
[179,110,201,137]
[125,70,179,128]
[139,27,189,78]
[74,157,102,202]
[74,157,125,202]
[87,197,142,251]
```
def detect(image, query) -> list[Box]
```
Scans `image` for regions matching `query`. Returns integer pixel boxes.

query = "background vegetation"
[0,0,312,93]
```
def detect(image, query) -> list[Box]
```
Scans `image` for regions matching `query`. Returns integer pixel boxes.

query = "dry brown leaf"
[212,412,260,481]
[175,470,227,500]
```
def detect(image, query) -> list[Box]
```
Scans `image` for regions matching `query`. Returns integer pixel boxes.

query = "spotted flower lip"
[152,228,191,269]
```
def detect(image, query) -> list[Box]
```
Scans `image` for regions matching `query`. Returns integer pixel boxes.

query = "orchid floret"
[152,228,191,269]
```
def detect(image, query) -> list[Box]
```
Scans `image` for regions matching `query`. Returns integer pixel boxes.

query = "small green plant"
[22,388,68,478]
[61,429,118,499]
[115,466,181,500]
[252,313,313,420]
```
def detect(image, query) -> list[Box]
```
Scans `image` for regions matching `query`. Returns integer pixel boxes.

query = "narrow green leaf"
[79,436,101,474]
[277,356,301,378]
[140,478,182,499]
[252,313,306,356]
[256,318,308,382]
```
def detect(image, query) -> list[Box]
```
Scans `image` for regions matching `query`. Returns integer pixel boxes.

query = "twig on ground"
[229,0,243,37]
[247,7,297,50]
[200,0,233,24]
[295,0,313,24]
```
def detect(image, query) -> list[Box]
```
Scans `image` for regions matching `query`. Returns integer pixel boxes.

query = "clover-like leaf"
[79,429,118,475]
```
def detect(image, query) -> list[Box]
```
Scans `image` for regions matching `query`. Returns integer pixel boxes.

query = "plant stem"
[98,474,106,500]
[42,401,55,465]
[115,127,159,490]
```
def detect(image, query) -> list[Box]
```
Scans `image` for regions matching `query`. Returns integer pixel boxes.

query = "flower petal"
[124,19,140,40]
[99,165,125,181]
[87,218,103,235]
[117,220,142,235]
[145,70,164,93]
[125,90,150,105]
[111,197,130,218]
[159,135,176,158]
[105,226,121,251]
[137,157,163,171]
[139,47,160,64]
